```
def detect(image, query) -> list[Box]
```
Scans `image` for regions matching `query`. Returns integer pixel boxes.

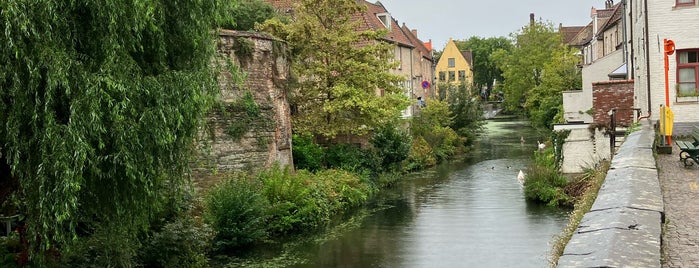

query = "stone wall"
[559,126,611,174]
[592,80,635,127]
[194,30,293,175]
[558,120,663,267]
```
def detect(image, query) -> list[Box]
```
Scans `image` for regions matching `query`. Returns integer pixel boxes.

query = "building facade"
[627,0,699,133]
[434,38,473,99]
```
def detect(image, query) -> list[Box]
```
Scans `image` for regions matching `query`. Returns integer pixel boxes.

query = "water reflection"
[293,120,569,268]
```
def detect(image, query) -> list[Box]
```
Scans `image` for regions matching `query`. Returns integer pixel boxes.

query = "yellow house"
[435,38,473,98]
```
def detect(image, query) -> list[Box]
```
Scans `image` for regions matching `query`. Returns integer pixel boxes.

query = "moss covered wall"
[195,30,293,175]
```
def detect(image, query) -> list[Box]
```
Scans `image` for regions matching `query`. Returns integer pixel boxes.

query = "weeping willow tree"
[0,0,229,263]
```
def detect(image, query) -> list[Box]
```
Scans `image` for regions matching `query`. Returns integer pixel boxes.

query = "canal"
[234,119,570,267]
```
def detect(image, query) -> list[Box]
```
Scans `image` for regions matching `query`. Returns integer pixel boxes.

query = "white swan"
[517,170,525,186]
[537,140,546,151]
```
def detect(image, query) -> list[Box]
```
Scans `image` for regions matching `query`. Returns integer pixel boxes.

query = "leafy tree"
[370,123,411,172]
[446,83,484,144]
[0,0,229,263]
[410,99,463,162]
[410,99,453,138]
[260,0,410,139]
[455,36,513,90]
[492,20,580,128]
[224,0,276,31]
[527,45,582,128]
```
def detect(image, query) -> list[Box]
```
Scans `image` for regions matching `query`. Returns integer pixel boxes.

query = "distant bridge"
[482,101,503,119]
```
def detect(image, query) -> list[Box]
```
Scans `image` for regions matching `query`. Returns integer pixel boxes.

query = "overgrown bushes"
[0,232,20,268]
[140,217,214,268]
[292,123,411,175]
[204,176,269,251]
[410,99,466,166]
[202,167,375,250]
[523,145,571,207]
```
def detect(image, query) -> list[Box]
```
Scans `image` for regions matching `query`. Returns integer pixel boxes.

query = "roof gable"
[360,1,413,48]
[436,38,473,69]
[400,23,432,61]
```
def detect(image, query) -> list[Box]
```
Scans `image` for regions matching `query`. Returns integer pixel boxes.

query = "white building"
[562,1,625,124]
[627,0,699,134]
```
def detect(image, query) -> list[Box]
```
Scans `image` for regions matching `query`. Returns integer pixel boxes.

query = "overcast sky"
[378,0,603,49]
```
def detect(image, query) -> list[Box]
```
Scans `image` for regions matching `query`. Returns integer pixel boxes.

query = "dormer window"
[377,13,391,29]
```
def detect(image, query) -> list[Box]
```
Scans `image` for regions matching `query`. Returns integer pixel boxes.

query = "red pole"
[663,39,675,145]
[664,45,670,108]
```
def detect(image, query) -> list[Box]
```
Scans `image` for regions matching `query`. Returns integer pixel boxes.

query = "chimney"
[412,29,418,38]
[530,13,535,25]
[591,7,598,36]
[605,0,613,9]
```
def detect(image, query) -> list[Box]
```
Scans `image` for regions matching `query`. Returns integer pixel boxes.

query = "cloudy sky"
[378,0,603,49]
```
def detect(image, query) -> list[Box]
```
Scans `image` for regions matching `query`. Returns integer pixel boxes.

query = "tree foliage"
[0,0,229,262]
[492,20,581,128]
[223,0,276,31]
[455,36,513,90]
[527,45,582,128]
[260,0,409,139]
[445,84,484,144]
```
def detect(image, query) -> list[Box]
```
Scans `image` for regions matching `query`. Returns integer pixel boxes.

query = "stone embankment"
[558,120,663,267]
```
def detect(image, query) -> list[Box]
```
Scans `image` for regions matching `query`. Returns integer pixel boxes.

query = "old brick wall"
[592,80,635,127]
[195,30,293,175]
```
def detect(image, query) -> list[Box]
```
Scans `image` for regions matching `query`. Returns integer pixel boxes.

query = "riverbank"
[218,119,565,267]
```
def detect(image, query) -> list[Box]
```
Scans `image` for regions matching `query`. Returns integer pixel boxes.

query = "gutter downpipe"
[644,0,652,115]
[621,0,629,77]
[410,47,415,116]
[627,0,635,79]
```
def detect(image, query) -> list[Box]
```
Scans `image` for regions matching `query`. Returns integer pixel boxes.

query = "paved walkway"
[657,143,699,268]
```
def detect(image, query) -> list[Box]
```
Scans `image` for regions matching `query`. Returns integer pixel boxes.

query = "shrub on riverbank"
[292,121,411,175]
[140,217,214,268]
[205,175,269,250]
[203,167,375,250]
[409,100,465,166]
[523,146,571,207]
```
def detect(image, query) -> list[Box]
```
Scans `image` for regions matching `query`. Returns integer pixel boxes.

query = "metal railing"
[609,108,642,154]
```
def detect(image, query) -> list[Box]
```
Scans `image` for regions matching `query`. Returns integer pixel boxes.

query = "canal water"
[236,119,570,267]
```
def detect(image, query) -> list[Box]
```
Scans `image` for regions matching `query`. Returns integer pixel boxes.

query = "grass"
[548,160,610,267]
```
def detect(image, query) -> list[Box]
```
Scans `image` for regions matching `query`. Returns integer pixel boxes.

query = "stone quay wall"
[558,120,663,267]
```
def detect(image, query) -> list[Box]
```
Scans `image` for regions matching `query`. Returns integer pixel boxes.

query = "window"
[458,70,466,81]
[448,58,455,68]
[396,47,402,70]
[677,49,699,95]
[439,71,446,81]
[677,0,695,6]
[377,13,391,29]
[448,71,455,81]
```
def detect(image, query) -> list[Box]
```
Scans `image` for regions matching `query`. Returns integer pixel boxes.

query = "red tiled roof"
[560,26,585,44]
[262,0,415,48]
[569,22,593,47]
[598,2,623,34]
[401,23,432,61]
[360,1,414,48]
